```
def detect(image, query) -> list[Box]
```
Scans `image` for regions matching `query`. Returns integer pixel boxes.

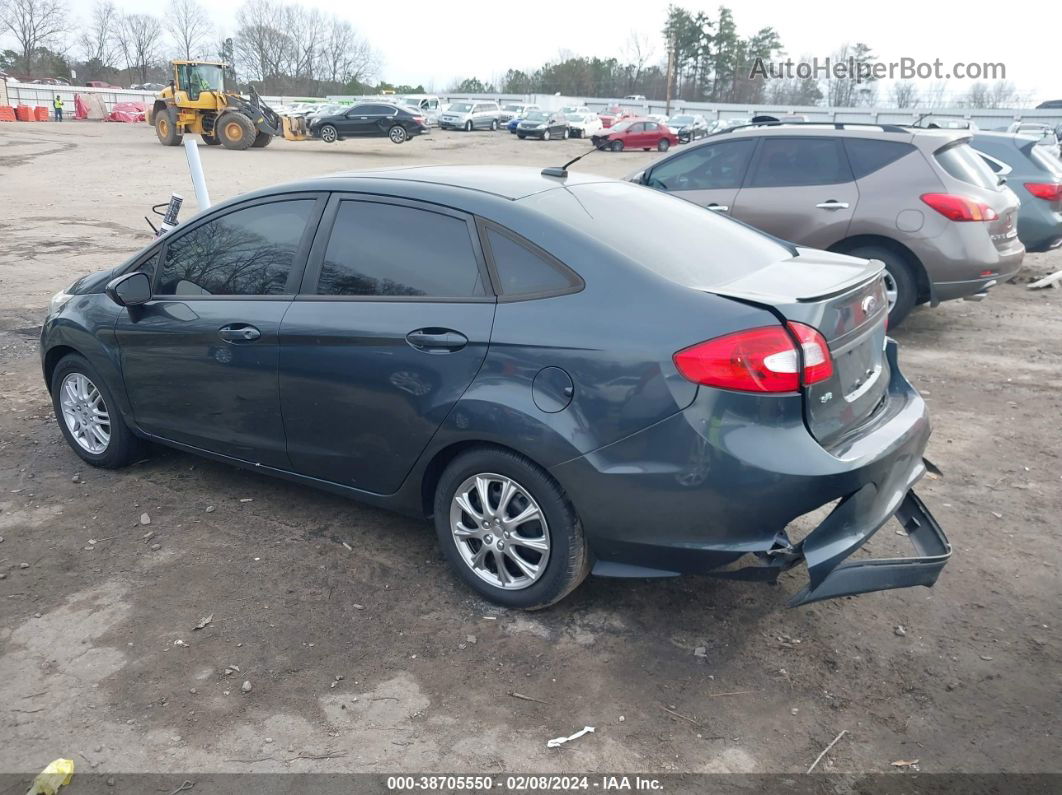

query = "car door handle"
[816,200,850,209]
[218,324,261,343]
[706,203,729,212]
[406,328,468,352]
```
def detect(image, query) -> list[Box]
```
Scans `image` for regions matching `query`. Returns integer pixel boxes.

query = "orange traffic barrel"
[15,105,35,121]
[34,106,50,121]
[0,106,16,122]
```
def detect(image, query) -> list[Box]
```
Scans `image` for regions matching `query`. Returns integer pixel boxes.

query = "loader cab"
[172,61,232,105]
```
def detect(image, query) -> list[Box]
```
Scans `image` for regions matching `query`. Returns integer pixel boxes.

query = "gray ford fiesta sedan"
[40,166,950,609]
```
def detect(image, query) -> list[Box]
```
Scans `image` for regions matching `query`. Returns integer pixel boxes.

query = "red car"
[592,118,679,152]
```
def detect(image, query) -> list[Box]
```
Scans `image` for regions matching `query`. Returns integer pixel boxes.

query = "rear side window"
[749,138,851,187]
[157,200,315,296]
[317,201,486,298]
[934,142,999,190]
[648,140,756,190]
[844,139,915,179]
[484,227,578,298]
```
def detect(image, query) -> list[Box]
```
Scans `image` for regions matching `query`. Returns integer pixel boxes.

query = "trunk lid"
[708,248,891,449]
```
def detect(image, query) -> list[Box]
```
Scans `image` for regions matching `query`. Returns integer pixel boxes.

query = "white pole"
[183,138,212,210]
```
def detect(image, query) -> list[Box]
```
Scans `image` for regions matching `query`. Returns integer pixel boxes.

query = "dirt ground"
[0,121,1059,781]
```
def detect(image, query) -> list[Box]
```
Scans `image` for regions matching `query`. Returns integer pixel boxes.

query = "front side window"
[749,137,851,187]
[648,140,756,191]
[157,200,314,296]
[317,201,486,298]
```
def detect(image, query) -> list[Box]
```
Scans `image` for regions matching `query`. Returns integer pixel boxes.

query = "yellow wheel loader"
[146,60,309,150]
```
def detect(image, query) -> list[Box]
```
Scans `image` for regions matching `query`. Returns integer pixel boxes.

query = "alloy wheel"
[60,372,110,454]
[449,473,551,590]
[321,125,337,143]
[883,270,898,309]
[389,125,407,143]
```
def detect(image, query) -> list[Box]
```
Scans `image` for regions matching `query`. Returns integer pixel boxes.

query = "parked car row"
[625,120,1055,326]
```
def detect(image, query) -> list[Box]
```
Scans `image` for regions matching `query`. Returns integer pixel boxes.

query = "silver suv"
[628,123,1025,326]
[439,101,502,131]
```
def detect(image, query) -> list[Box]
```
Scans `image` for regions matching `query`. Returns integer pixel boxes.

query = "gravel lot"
[1,121,1060,779]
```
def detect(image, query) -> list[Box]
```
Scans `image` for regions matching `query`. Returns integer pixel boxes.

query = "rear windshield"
[522,182,791,288]
[935,142,1000,190]
[1030,145,1062,178]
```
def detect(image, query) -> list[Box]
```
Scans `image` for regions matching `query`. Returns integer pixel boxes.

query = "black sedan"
[41,166,949,610]
[516,111,569,141]
[308,102,428,144]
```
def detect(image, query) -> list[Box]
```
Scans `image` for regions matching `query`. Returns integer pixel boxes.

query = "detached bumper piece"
[788,490,951,607]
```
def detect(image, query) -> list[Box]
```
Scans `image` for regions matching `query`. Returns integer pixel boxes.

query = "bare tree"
[78,0,117,67]
[890,81,919,109]
[0,0,68,75]
[234,0,289,83]
[166,0,209,60]
[116,12,164,83]
[320,15,378,86]
[621,30,654,89]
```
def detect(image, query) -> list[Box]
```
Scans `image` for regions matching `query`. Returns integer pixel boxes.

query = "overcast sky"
[49,0,1058,104]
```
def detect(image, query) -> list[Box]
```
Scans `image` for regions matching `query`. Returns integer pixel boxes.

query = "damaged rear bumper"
[550,339,953,606]
[784,489,950,606]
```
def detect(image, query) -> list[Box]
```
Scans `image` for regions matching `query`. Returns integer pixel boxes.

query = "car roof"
[317,165,610,200]
[713,123,969,150]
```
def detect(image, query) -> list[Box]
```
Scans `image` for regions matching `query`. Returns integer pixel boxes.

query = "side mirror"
[106,271,152,307]
[998,176,1008,186]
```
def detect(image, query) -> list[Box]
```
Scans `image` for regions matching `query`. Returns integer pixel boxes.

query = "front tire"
[217,113,256,150]
[251,131,272,148]
[201,132,220,146]
[51,354,143,469]
[388,124,408,144]
[543,130,551,141]
[319,124,338,144]
[434,448,589,609]
[490,119,499,131]
[610,140,624,152]
[562,128,570,139]
[464,120,473,132]
[845,244,918,327]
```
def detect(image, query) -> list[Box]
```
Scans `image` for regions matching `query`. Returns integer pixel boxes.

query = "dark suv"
[628,123,1025,326]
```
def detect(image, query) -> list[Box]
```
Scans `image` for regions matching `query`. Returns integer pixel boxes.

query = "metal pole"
[183,138,211,210]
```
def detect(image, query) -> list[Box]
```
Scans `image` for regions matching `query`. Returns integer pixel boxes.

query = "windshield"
[611,121,632,132]
[523,182,791,288]
[524,111,548,122]
[669,115,694,124]
[177,63,225,99]
[450,103,472,113]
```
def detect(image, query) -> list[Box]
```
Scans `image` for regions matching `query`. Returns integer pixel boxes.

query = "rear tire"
[251,131,272,148]
[845,244,918,328]
[155,108,182,146]
[217,113,256,150]
[50,354,143,469]
[433,447,590,609]
[610,140,624,152]
[657,138,670,151]
[388,124,407,144]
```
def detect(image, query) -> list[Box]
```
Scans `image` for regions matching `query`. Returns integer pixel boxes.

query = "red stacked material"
[0,106,16,122]
[34,106,50,121]
[74,94,89,120]
[106,101,146,123]
[15,105,35,121]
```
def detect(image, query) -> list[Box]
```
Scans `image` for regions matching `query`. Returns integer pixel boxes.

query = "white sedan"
[566,112,604,139]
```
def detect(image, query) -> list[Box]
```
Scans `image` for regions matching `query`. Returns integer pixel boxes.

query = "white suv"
[439,101,502,131]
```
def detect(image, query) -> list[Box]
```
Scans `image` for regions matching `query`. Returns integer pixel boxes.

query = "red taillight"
[673,322,833,393]
[1024,182,1062,201]
[920,193,999,222]
[413,116,425,125]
